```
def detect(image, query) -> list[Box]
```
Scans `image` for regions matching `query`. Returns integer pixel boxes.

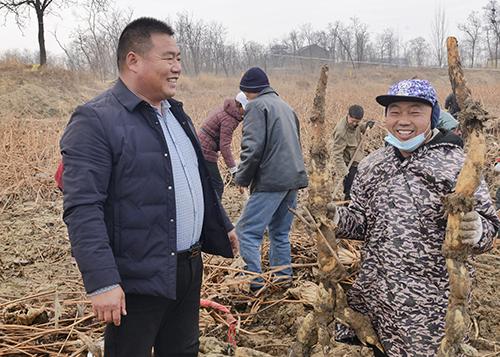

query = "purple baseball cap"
[376,79,438,107]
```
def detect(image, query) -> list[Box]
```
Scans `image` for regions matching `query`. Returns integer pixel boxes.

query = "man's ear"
[125,51,140,73]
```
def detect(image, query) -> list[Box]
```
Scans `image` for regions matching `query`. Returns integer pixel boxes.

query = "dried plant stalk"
[438,37,489,357]
[291,65,382,356]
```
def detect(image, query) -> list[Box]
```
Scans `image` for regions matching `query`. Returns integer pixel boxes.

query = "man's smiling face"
[385,101,432,141]
[134,33,181,103]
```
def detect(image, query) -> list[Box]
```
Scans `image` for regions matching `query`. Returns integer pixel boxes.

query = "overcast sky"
[0,0,483,55]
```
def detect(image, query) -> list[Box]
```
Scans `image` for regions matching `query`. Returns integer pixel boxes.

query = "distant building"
[297,44,329,59]
[270,44,290,56]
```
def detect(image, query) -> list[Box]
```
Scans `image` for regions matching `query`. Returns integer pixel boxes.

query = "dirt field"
[0,63,498,356]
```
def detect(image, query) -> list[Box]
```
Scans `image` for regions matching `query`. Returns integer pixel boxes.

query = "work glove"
[458,211,483,246]
[229,166,238,175]
[228,166,238,186]
[326,201,340,224]
[366,120,375,129]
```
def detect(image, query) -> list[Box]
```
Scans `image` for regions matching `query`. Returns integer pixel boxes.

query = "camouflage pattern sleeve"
[472,178,500,254]
[335,159,371,241]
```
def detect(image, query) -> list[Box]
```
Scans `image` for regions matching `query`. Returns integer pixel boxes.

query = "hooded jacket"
[198,98,242,168]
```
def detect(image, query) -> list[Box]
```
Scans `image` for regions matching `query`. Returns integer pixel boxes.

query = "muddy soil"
[0,197,498,356]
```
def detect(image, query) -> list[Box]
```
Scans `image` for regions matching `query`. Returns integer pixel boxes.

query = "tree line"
[1,0,500,76]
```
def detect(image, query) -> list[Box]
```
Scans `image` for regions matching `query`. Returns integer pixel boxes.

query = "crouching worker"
[198,92,248,199]
[328,79,499,356]
[331,104,375,200]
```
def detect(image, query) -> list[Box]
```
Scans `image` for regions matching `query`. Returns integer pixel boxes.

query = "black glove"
[366,120,375,129]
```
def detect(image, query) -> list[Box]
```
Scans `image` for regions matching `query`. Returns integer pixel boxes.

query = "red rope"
[200,299,237,347]
[55,161,63,190]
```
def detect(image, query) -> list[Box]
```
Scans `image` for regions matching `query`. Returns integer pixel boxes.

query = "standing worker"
[198,92,248,199]
[331,105,374,200]
[60,17,238,356]
[235,67,308,291]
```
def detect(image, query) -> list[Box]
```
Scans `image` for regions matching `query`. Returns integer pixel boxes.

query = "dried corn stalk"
[437,37,490,357]
[290,65,382,356]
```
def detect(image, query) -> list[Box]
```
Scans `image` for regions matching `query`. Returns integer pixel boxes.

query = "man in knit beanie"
[234,67,308,291]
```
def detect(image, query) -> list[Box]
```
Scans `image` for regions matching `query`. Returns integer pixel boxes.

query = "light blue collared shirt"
[155,101,204,251]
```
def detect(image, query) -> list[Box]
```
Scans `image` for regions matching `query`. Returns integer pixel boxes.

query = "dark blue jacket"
[60,79,234,299]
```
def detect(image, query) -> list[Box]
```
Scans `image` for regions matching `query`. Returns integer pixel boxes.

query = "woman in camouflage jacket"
[335,79,500,356]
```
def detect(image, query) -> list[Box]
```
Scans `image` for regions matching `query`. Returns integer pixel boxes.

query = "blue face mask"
[384,132,427,152]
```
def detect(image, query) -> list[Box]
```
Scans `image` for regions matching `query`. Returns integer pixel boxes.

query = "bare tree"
[222,43,242,74]
[203,21,227,74]
[324,21,356,67]
[408,37,430,66]
[337,23,354,63]
[431,4,448,67]
[483,0,500,67]
[364,42,377,62]
[175,12,205,75]
[58,0,132,78]
[0,0,68,65]
[300,23,321,57]
[377,28,398,63]
[350,17,369,63]
[325,22,340,61]
[242,40,266,68]
[52,28,76,69]
[315,29,329,55]
[458,10,482,68]
[288,29,302,56]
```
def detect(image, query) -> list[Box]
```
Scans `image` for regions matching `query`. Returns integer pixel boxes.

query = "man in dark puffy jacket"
[60,17,237,357]
[234,67,308,291]
[198,92,247,198]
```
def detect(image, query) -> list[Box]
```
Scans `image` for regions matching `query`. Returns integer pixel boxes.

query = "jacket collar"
[426,129,463,148]
[256,86,278,97]
[112,78,184,112]
[111,78,143,112]
[166,97,183,108]
[341,116,358,132]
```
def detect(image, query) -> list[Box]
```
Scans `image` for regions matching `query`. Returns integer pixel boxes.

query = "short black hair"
[117,17,174,71]
[348,104,364,119]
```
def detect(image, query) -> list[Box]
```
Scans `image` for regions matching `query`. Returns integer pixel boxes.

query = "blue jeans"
[236,190,297,288]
